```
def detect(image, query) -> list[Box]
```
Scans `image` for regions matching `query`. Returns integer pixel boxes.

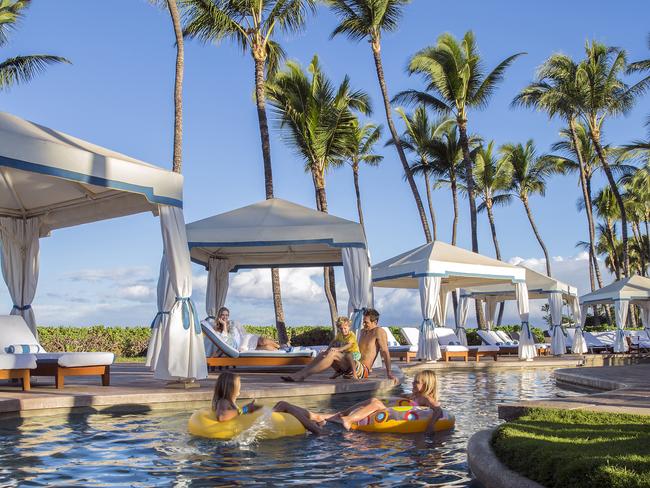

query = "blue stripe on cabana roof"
[372,270,525,283]
[190,256,344,271]
[0,155,183,208]
[188,238,366,249]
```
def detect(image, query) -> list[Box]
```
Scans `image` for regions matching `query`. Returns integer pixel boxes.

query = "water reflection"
[0,368,561,487]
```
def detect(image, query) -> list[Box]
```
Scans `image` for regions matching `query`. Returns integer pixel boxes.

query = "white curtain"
[549,292,566,355]
[571,298,588,354]
[484,297,498,331]
[614,299,629,353]
[154,205,207,381]
[515,282,536,360]
[455,290,470,346]
[417,276,442,361]
[146,255,174,370]
[640,302,650,342]
[204,257,230,356]
[434,289,449,327]
[342,247,373,334]
[0,217,40,338]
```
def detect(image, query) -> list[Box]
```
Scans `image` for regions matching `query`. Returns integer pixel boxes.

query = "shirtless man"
[281,308,397,383]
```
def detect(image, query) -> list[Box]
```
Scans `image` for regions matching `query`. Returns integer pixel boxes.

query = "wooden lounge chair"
[382,327,417,363]
[495,330,550,356]
[0,315,113,389]
[0,353,36,390]
[433,328,469,362]
[477,330,518,355]
[202,323,315,368]
[402,326,498,362]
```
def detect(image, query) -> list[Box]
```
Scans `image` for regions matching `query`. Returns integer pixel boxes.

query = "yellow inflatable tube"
[188,407,306,440]
[351,405,455,434]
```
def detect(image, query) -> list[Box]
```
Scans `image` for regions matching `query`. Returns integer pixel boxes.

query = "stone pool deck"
[0,363,401,418]
[498,361,650,419]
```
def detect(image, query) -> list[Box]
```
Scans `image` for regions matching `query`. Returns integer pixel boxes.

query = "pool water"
[1,369,565,487]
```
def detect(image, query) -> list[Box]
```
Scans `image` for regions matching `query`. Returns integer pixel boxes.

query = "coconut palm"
[345,120,383,233]
[394,31,523,253]
[266,55,371,328]
[628,34,650,74]
[593,187,622,279]
[474,141,512,261]
[513,54,604,289]
[549,122,605,289]
[386,106,453,239]
[326,0,433,243]
[500,141,558,276]
[182,0,316,343]
[0,1,69,91]
[574,41,650,276]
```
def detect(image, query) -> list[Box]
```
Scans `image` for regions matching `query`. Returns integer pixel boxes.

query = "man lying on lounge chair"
[281,308,396,383]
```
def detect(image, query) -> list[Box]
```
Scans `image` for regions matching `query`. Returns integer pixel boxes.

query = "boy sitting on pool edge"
[329,316,362,379]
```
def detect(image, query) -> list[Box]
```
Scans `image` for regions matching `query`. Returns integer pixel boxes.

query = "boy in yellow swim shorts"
[329,316,363,379]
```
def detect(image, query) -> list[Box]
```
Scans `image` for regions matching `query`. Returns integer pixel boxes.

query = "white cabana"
[464,266,579,356]
[187,198,372,333]
[372,241,528,361]
[0,111,206,381]
[579,275,650,353]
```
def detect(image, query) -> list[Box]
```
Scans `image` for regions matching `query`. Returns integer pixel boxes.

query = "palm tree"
[0,1,69,91]
[500,141,558,276]
[593,187,622,279]
[326,0,433,243]
[345,120,383,234]
[474,141,512,261]
[575,41,650,276]
[266,55,371,329]
[394,31,523,253]
[628,34,650,73]
[549,123,605,290]
[387,106,454,239]
[513,54,604,289]
[183,0,316,343]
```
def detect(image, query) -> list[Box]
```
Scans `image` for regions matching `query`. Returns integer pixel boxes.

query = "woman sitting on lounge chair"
[214,307,282,351]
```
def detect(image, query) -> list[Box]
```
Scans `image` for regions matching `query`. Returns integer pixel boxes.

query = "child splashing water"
[328,370,443,432]
[212,372,327,435]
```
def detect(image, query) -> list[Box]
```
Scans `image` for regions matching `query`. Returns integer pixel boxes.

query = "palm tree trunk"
[605,219,621,280]
[370,39,432,243]
[588,249,596,291]
[589,126,630,277]
[568,119,603,288]
[166,0,183,174]
[313,170,338,330]
[485,200,505,324]
[424,173,437,240]
[253,52,287,344]
[352,163,366,233]
[522,196,552,276]
[457,119,479,253]
[450,170,459,246]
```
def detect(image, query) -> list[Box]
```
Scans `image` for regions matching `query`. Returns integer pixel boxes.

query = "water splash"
[229,407,276,447]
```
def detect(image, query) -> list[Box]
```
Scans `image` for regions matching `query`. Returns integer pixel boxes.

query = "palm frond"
[0,55,70,90]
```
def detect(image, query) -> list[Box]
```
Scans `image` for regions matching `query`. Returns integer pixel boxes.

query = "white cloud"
[116,285,155,302]
[65,267,152,283]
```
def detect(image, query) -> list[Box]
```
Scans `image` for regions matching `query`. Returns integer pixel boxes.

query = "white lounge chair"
[0,353,36,390]
[433,327,469,362]
[202,322,315,368]
[496,329,550,356]
[403,327,498,362]
[477,330,518,355]
[0,315,114,389]
[382,327,416,363]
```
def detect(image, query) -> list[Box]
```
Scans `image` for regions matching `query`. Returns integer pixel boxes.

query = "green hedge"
[35,324,547,357]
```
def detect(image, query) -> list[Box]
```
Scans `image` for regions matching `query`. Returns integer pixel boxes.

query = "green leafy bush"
[37,326,151,357]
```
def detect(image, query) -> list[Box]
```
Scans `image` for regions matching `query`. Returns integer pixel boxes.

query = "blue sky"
[0,0,647,327]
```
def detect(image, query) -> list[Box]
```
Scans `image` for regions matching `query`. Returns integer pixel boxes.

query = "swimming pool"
[0,368,565,486]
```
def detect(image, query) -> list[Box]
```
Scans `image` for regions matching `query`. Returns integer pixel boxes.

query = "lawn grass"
[492,408,650,488]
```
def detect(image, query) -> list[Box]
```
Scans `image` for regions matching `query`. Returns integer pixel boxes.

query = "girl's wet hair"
[212,371,240,411]
[414,370,438,402]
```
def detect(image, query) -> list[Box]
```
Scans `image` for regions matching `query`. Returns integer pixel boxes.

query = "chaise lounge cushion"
[35,352,115,367]
[238,350,315,358]
[0,353,36,370]
[434,328,470,352]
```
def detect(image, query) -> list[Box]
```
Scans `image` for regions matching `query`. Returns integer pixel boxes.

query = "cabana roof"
[0,112,183,236]
[372,241,526,289]
[463,266,578,300]
[580,275,650,305]
[187,198,367,271]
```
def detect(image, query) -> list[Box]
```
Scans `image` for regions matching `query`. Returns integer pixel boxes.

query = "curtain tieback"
[12,304,31,311]
[420,318,434,332]
[175,297,202,335]
[351,308,365,332]
[150,311,170,328]
[522,321,533,340]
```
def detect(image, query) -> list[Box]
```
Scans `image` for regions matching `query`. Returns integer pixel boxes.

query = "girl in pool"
[214,307,282,351]
[328,370,443,432]
[212,372,326,435]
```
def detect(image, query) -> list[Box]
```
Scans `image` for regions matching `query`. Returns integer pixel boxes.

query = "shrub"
[37,326,151,357]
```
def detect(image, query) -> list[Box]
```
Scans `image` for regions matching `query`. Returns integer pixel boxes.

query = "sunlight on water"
[0,368,564,487]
